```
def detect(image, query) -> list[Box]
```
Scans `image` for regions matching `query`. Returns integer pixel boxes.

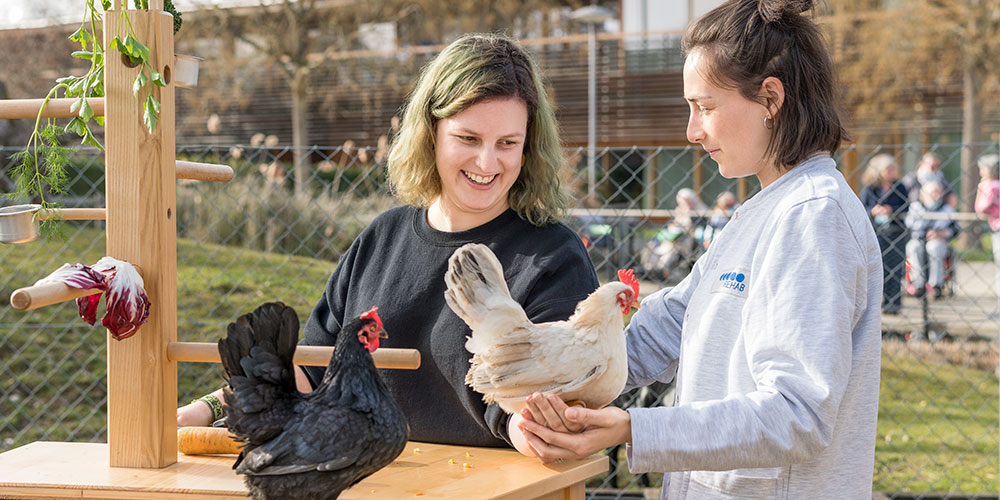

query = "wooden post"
[841,145,860,192]
[104,8,177,468]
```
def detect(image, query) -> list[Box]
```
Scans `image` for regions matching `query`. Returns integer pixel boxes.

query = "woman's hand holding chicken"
[518,392,631,463]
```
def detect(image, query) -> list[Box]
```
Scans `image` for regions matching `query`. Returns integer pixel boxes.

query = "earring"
[763,115,774,130]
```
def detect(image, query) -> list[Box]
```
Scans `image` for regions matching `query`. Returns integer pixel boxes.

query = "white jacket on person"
[624,155,882,499]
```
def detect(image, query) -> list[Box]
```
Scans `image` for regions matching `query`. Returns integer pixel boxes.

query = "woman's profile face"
[433,97,527,226]
[683,49,776,186]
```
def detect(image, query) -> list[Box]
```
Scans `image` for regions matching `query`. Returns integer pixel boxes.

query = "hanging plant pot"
[173,54,203,88]
[0,204,41,244]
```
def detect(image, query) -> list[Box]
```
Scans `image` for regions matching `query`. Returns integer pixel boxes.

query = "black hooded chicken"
[218,302,408,500]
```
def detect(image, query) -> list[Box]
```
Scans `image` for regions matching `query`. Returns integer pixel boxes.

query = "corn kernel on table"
[0,440,607,499]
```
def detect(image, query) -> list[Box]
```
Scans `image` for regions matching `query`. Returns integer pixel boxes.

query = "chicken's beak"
[379,329,389,339]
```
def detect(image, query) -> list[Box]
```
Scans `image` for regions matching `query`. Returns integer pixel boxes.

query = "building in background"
[0,0,996,208]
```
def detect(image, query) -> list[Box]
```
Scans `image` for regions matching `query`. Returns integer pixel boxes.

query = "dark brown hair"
[683,0,848,169]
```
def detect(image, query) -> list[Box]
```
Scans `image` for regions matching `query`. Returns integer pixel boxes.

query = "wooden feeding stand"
[0,3,607,499]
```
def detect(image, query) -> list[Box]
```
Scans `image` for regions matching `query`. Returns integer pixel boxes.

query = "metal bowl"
[0,204,41,244]
[174,54,203,89]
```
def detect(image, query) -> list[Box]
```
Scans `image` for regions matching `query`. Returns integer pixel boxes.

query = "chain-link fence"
[1,143,997,498]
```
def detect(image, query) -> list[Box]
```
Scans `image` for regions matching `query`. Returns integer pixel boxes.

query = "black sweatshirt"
[301,206,599,447]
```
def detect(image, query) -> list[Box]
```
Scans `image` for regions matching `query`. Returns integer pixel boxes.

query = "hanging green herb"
[6,0,183,235]
[134,0,183,35]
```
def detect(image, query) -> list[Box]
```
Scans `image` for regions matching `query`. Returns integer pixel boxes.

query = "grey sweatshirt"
[624,155,882,499]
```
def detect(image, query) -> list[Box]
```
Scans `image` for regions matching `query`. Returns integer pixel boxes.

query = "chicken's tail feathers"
[444,243,516,325]
[218,302,300,445]
[218,319,253,381]
[219,302,299,381]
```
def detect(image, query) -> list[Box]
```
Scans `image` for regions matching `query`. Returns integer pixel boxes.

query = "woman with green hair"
[178,33,599,455]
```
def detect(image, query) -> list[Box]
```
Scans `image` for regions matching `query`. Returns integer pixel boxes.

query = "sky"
[0,0,265,29]
[1,0,80,29]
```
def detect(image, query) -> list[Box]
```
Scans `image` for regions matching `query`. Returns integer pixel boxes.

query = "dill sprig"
[5,0,182,238]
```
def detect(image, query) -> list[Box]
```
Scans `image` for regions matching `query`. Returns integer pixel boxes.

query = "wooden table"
[0,441,608,499]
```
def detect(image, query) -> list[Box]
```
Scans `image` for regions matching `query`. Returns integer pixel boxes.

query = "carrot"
[177,426,242,455]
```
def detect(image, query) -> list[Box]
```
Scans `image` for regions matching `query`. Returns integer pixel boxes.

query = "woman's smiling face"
[431,97,528,230]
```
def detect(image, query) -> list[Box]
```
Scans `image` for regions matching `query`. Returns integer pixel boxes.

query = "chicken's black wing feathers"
[219,302,300,446]
[237,407,369,475]
[220,302,408,500]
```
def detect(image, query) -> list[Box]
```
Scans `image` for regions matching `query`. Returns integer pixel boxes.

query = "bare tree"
[178,0,574,197]
[180,0,403,197]
[826,0,1000,240]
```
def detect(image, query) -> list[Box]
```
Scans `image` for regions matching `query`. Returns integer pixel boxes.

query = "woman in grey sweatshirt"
[517,0,882,498]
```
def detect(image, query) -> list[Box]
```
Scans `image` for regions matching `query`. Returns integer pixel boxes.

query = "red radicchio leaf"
[34,263,107,325]
[35,258,150,340]
[77,294,103,326]
[94,257,150,340]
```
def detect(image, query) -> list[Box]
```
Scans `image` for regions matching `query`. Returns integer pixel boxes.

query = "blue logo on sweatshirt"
[718,271,746,292]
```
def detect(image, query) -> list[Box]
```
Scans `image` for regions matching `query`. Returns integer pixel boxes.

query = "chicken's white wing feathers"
[445,243,628,414]
[464,322,608,406]
[444,243,531,351]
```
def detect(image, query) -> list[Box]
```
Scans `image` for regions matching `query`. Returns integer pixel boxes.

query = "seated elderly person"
[904,181,958,299]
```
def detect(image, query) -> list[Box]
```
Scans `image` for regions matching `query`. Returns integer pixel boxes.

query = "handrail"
[567,208,991,222]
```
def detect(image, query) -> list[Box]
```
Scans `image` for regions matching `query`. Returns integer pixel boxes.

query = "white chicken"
[444,243,639,413]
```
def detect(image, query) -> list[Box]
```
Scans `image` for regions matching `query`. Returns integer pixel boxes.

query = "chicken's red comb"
[617,269,639,297]
[360,306,382,330]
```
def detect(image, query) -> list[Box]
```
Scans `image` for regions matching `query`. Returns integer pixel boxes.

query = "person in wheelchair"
[904,180,958,299]
[639,189,708,283]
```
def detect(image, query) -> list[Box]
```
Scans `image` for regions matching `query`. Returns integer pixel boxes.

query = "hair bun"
[758,0,813,22]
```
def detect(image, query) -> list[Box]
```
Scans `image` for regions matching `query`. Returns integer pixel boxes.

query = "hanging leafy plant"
[6,0,182,235]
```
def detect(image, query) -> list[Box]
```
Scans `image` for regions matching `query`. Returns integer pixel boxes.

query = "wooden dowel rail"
[10,163,231,224]
[10,282,101,311]
[166,342,422,370]
[37,208,107,221]
[10,265,142,311]
[175,160,235,182]
[0,98,105,120]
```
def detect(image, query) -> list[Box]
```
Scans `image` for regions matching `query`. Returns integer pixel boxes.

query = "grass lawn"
[1,229,997,495]
[876,344,999,494]
[0,227,334,448]
[586,346,999,495]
